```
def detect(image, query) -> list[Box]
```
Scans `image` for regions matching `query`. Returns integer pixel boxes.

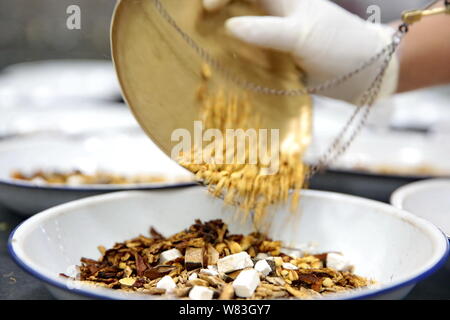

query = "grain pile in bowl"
[62,220,373,300]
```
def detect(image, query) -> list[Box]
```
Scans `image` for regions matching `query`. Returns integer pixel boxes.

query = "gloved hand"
[202,0,399,104]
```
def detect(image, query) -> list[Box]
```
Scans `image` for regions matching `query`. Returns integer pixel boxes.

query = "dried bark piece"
[198,274,224,287]
[186,279,210,287]
[313,253,328,262]
[271,291,289,298]
[297,273,319,285]
[284,284,318,299]
[150,227,165,240]
[80,257,99,265]
[219,284,234,300]
[144,287,166,295]
[206,244,220,265]
[221,270,242,282]
[173,287,191,297]
[260,283,284,292]
[133,278,146,288]
[144,265,176,280]
[135,253,149,276]
[185,247,204,270]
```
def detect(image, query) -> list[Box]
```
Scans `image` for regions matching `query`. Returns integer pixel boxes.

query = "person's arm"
[394,12,450,92]
[202,0,450,104]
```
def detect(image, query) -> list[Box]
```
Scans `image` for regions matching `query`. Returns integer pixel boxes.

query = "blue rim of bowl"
[8,222,449,300]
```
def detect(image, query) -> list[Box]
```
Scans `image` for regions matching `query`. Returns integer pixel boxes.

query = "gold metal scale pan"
[111,0,312,158]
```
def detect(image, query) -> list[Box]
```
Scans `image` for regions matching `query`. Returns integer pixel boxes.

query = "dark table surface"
[1,203,449,300]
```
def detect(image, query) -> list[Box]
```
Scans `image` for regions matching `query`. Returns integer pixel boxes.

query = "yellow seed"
[227,241,243,254]
[322,278,334,288]
[119,278,136,287]
[118,262,127,269]
[201,63,212,80]
[215,243,226,254]
[298,263,311,270]
[288,271,299,281]
[274,257,283,267]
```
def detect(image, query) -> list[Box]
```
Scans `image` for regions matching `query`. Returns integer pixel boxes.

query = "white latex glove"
[203,0,399,104]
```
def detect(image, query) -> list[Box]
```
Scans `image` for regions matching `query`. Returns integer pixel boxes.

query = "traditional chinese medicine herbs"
[62,220,373,299]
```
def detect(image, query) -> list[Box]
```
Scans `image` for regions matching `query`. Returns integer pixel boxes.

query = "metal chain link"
[307,32,404,178]
[151,0,408,178]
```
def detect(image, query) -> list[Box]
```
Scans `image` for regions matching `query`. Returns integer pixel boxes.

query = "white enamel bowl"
[0,60,121,104]
[391,179,450,238]
[0,101,138,138]
[9,187,449,300]
[0,132,195,216]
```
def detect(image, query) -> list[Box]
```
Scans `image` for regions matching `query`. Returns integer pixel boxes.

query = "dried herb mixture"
[62,220,373,299]
[11,170,189,186]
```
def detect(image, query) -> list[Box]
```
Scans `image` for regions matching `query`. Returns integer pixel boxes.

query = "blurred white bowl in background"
[389,84,450,133]
[391,179,450,237]
[0,101,139,138]
[0,60,121,107]
[0,132,195,215]
[309,85,450,177]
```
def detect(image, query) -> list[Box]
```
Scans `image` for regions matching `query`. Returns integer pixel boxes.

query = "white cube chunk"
[199,265,219,277]
[188,273,198,281]
[159,248,182,264]
[156,275,176,292]
[254,259,272,276]
[326,253,353,272]
[217,252,254,274]
[189,285,214,300]
[232,269,260,298]
[282,262,299,270]
[208,265,218,272]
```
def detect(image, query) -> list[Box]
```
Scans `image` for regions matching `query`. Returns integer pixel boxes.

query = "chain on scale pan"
[150,0,450,178]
